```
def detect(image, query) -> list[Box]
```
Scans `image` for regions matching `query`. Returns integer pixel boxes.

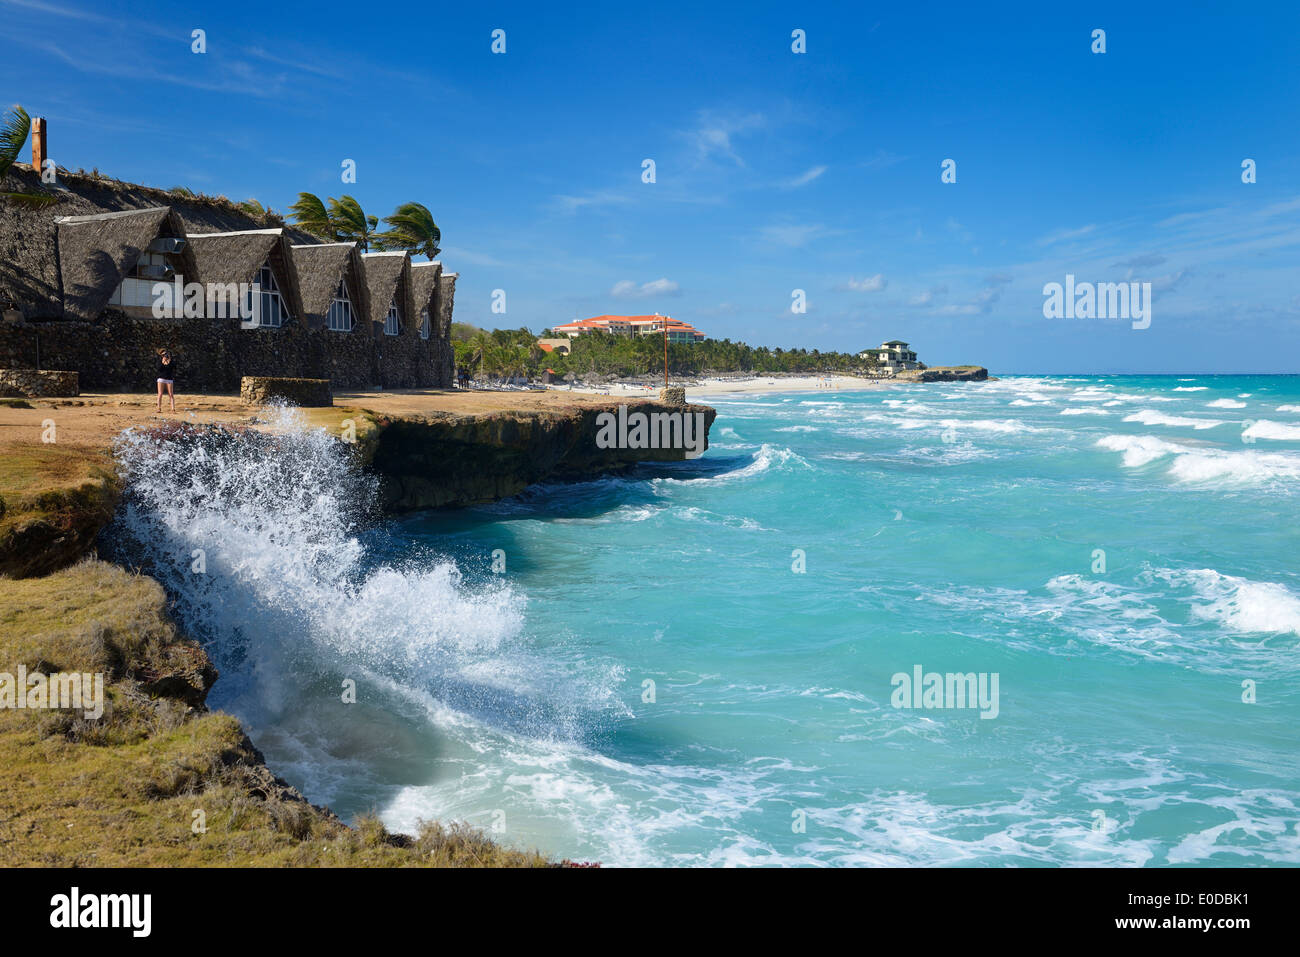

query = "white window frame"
[385,297,401,336]
[248,262,290,328]
[328,278,355,332]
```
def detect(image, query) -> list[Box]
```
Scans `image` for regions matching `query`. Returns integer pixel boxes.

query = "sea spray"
[100,404,623,812]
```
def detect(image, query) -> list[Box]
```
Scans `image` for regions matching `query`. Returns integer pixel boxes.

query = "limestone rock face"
[895,366,989,383]
[371,399,717,510]
[0,470,120,578]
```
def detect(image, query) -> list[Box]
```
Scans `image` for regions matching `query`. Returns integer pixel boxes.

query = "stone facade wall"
[0,310,453,393]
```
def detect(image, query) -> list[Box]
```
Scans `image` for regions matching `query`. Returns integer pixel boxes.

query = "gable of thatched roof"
[189,229,306,325]
[434,271,458,337]
[56,207,192,321]
[189,229,279,285]
[361,251,410,328]
[290,242,365,325]
[409,261,443,317]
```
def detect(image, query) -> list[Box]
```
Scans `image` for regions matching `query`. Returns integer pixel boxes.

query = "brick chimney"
[31,117,47,172]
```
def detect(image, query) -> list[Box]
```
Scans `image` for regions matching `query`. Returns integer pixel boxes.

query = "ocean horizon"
[106,373,1300,867]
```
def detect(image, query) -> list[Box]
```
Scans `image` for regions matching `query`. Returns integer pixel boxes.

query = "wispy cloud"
[551,189,635,214]
[758,223,836,247]
[844,274,887,292]
[683,111,765,166]
[785,165,827,188]
[1036,223,1097,246]
[611,278,680,298]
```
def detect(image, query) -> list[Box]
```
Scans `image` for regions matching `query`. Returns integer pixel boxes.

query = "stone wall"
[0,368,79,397]
[0,310,453,393]
[240,376,332,406]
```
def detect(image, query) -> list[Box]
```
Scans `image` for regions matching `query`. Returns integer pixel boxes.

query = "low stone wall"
[0,368,79,397]
[241,376,333,407]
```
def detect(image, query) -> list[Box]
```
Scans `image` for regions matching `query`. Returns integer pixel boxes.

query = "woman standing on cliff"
[155,349,176,413]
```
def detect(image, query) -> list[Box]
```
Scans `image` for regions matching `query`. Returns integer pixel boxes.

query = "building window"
[420,307,430,340]
[108,251,176,310]
[385,297,401,336]
[328,279,355,332]
[246,263,290,328]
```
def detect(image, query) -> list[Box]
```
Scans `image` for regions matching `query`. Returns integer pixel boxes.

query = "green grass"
[0,561,555,867]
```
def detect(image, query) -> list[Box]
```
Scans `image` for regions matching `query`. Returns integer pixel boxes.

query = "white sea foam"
[1123,410,1225,430]
[1173,386,1208,392]
[1207,398,1247,409]
[1096,434,1300,485]
[1152,568,1300,636]
[1242,419,1300,441]
[1277,405,1300,414]
[1060,408,1110,416]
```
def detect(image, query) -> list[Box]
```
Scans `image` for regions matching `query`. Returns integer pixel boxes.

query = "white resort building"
[862,340,921,373]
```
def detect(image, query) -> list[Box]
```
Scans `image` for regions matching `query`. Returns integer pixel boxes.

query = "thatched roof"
[55,207,192,321]
[290,242,366,326]
[189,229,306,324]
[409,260,442,317]
[361,251,409,329]
[188,230,279,287]
[0,166,316,319]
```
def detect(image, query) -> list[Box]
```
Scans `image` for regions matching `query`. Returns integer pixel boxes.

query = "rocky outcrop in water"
[369,398,717,510]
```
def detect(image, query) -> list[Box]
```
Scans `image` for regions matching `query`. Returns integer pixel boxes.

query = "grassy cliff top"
[0,561,554,867]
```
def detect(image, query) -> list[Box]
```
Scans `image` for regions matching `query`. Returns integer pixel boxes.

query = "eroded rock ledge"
[367,398,718,510]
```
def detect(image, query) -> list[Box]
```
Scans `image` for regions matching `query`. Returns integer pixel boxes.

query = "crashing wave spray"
[101,404,544,732]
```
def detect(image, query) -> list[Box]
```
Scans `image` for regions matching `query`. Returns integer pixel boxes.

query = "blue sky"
[3,0,1298,372]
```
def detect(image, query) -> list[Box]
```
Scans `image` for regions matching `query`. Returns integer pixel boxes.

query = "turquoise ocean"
[109,375,1300,866]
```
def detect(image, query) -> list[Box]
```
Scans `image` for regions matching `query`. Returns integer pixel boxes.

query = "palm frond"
[1,190,59,209]
[0,104,31,173]
[288,191,335,240]
[380,202,441,259]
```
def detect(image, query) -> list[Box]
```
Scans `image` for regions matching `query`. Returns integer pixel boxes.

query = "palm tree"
[1,105,57,208]
[328,195,379,251]
[238,197,268,217]
[376,202,440,259]
[288,192,335,241]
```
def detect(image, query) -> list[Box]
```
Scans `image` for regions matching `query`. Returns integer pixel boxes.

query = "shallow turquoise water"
[112,375,1300,866]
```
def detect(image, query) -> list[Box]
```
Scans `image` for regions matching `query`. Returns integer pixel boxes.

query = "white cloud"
[758,223,832,247]
[611,278,681,298]
[1036,224,1097,246]
[685,111,766,166]
[786,165,827,188]
[847,274,887,292]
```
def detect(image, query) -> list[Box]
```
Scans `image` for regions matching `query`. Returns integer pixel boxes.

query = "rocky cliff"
[367,399,718,510]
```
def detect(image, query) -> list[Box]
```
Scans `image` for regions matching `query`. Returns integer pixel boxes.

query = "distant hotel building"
[552,314,707,344]
[862,340,920,373]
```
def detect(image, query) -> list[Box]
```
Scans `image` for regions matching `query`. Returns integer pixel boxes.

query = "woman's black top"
[157,358,177,381]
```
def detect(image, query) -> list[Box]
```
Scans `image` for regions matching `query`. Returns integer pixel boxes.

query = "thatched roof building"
[1,146,457,390]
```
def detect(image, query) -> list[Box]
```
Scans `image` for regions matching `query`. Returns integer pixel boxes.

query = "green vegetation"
[1,104,57,208]
[0,444,120,578]
[449,324,877,381]
[0,561,554,867]
[290,192,440,259]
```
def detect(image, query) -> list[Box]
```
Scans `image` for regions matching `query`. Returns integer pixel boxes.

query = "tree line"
[450,324,879,381]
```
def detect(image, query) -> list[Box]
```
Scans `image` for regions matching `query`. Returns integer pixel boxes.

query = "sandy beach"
[550,374,897,400]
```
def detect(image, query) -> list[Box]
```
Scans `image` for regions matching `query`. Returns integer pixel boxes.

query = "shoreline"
[550,373,897,399]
